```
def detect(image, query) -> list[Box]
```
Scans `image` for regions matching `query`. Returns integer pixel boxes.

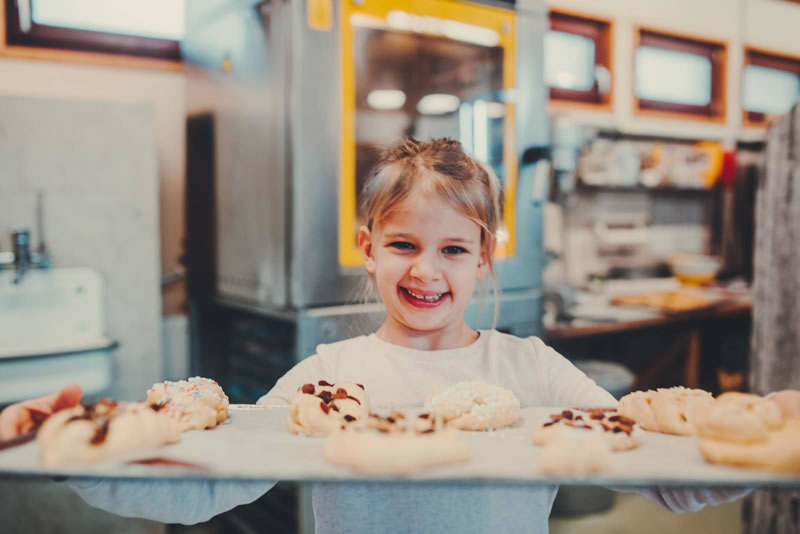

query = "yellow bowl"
[669,255,721,286]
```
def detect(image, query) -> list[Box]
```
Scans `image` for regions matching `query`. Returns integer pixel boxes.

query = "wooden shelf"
[576,182,714,194]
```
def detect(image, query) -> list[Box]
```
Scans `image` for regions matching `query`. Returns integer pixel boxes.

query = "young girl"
[1,138,771,532]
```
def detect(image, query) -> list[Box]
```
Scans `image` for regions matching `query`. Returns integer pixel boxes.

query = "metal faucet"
[12,229,31,284]
[0,193,53,284]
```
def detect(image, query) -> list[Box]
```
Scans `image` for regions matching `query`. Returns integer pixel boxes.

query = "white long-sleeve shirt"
[70,330,742,531]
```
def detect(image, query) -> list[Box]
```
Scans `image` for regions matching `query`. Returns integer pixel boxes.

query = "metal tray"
[0,406,797,487]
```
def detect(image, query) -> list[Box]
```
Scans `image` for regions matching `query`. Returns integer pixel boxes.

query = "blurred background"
[1,0,799,532]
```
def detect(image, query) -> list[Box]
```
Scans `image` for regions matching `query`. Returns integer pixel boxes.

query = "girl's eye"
[443,246,468,255]
[388,241,415,250]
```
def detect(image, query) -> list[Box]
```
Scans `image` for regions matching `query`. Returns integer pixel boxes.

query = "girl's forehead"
[375,192,481,239]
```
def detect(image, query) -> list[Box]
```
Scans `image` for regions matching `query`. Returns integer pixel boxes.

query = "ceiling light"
[366,89,407,110]
[487,102,505,119]
[417,93,461,115]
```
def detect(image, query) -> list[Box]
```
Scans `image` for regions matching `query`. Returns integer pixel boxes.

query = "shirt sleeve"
[615,486,753,514]
[531,337,617,408]
[67,477,275,524]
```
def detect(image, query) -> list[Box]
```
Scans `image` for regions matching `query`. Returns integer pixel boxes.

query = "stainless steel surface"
[184,0,291,306]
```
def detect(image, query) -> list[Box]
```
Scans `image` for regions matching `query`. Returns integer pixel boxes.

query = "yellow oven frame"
[338,0,518,267]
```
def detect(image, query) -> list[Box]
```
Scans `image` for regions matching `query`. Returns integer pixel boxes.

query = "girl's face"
[358,189,489,339]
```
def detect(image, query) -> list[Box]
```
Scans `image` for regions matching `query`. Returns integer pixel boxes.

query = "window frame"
[547,9,613,110]
[742,47,800,127]
[3,0,181,63]
[633,28,727,122]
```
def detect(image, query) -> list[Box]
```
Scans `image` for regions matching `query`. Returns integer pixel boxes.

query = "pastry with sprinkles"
[424,381,520,430]
[37,399,181,466]
[288,380,371,437]
[147,377,230,431]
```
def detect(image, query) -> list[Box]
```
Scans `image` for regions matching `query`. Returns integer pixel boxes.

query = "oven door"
[292,0,548,308]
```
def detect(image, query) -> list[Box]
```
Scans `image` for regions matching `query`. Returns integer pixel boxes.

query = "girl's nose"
[409,254,441,282]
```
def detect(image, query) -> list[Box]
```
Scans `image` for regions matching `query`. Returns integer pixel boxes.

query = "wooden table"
[546,299,752,390]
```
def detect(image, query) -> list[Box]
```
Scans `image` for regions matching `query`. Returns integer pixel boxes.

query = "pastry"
[531,409,641,451]
[618,387,714,435]
[695,392,800,473]
[147,377,230,431]
[537,428,612,475]
[323,410,469,474]
[37,400,180,466]
[424,381,520,431]
[288,380,370,437]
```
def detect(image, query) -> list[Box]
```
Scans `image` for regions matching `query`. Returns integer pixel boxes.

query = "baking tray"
[0,406,797,487]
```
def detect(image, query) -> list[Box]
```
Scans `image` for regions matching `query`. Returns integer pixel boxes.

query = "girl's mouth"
[399,287,450,309]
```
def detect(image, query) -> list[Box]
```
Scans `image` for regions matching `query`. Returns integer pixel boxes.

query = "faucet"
[1,193,53,284]
[11,229,31,284]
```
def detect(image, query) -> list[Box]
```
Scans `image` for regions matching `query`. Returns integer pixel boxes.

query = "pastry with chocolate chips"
[323,409,470,474]
[37,400,180,466]
[287,381,370,437]
[531,409,641,451]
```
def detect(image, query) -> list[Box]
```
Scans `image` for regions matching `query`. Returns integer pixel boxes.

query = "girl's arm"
[534,338,752,512]
[66,353,326,523]
[67,477,275,524]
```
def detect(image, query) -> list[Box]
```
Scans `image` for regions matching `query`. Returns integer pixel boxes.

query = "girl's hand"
[767,390,800,420]
[0,384,83,440]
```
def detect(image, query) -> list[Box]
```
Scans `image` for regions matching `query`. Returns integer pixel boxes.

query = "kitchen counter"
[544,280,752,390]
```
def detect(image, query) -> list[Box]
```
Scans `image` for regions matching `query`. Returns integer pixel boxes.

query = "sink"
[0,267,115,404]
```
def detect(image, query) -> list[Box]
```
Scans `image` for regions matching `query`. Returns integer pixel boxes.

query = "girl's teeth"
[406,289,444,301]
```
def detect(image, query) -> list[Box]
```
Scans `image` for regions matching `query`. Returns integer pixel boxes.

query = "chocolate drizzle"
[89,418,111,445]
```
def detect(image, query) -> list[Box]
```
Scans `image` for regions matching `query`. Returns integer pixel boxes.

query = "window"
[742,49,800,125]
[4,0,183,60]
[634,29,726,119]
[546,11,612,107]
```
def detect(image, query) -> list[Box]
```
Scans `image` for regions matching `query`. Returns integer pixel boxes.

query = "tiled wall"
[0,95,161,401]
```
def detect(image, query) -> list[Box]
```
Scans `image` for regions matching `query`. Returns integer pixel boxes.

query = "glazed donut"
[424,381,520,430]
[288,380,371,437]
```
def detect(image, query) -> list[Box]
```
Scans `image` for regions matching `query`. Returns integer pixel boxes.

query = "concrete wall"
[0,57,186,315]
[0,95,161,401]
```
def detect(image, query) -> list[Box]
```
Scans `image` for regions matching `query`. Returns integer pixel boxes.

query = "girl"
[1,138,769,532]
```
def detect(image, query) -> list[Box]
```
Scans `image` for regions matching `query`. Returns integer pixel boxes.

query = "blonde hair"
[359,137,502,326]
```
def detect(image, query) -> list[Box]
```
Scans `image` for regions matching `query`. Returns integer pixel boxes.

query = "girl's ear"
[358,225,376,274]
[476,238,495,279]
